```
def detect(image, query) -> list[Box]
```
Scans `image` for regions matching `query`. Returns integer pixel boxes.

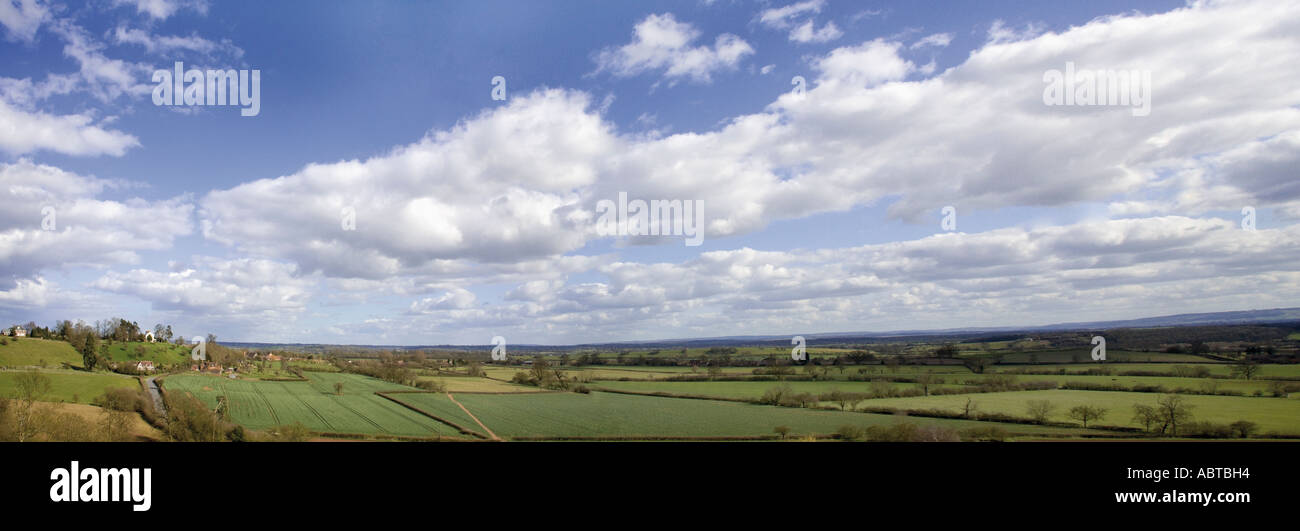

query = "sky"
[1,0,1299,345]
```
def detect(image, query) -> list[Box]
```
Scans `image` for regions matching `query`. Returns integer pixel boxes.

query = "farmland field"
[162,372,462,437]
[589,379,965,400]
[993,349,1215,364]
[396,391,1095,440]
[971,373,1291,396]
[991,363,1300,379]
[417,375,541,393]
[0,369,139,403]
[0,338,83,368]
[864,390,1300,435]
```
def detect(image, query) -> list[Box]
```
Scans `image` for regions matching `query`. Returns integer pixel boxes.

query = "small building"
[11,326,26,337]
[143,330,155,343]
[134,360,156,372]
[266,353,283,362]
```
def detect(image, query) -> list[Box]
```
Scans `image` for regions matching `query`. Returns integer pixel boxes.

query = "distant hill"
[223,307,1300,352]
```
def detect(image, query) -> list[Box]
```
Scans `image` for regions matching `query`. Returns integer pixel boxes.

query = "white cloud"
[0,99,139,156]
[758,0,825,29]
[408,288,477,313]
[910,32,952,49]
[789,20,842,43]
[92,257,311,317]
[201,89,614,279]
[50,21,152,102]
[0,160,191,287]
[593,13,753,84]
[346,215,1300,342]
[112,25,242,57]
[198,0,1300,292]
[759,1,841,44]
[0,0,49,42]
[113,0,208,20]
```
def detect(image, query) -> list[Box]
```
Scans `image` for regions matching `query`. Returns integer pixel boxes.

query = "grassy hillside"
[0,338,82,368]
[103,341,191,365]
[0,370,139,403]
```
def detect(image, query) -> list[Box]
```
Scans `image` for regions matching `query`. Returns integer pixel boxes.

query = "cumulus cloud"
[91,257,312,317]
[201,89,613,279]
[0,160,192,288]
[0,99,140,156]
[199,0,1300,290]
[332,215,1300,343]
[592,13,753,84]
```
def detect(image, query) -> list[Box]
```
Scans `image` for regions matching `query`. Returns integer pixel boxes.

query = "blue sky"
[2,0,1298,345]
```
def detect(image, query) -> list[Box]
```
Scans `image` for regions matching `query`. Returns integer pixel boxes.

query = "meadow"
[0,369,140,403]
[102,341,191,365]
[0,338,83,368]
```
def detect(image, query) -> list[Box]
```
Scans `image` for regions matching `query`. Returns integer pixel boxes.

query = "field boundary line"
[446,392,501,441]
[374,392,488,439]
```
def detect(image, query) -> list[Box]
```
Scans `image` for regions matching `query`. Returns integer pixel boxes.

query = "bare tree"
[1132,404,1160,433]
[13,372,51,442]
[1026,400,1055,424]
[1067,405,1107,428]
[1155,394,1194,436]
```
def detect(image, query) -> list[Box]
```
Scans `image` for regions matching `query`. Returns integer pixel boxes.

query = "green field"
[162,372,461,437]
[977,373,1291,396]
[0,369,139,403]
[589,379,963,400]
[993,349,1215,364]
[993,363,1300,379]
[103,341,191,365]
[393,391,1093,440]
[0,338,83,368]
[865,390,1300,435]
[417,375,541,393]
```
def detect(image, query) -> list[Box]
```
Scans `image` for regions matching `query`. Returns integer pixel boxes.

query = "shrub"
[1229,420,1258,439]
[836,425,866,441]
[961,426,1008,442]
